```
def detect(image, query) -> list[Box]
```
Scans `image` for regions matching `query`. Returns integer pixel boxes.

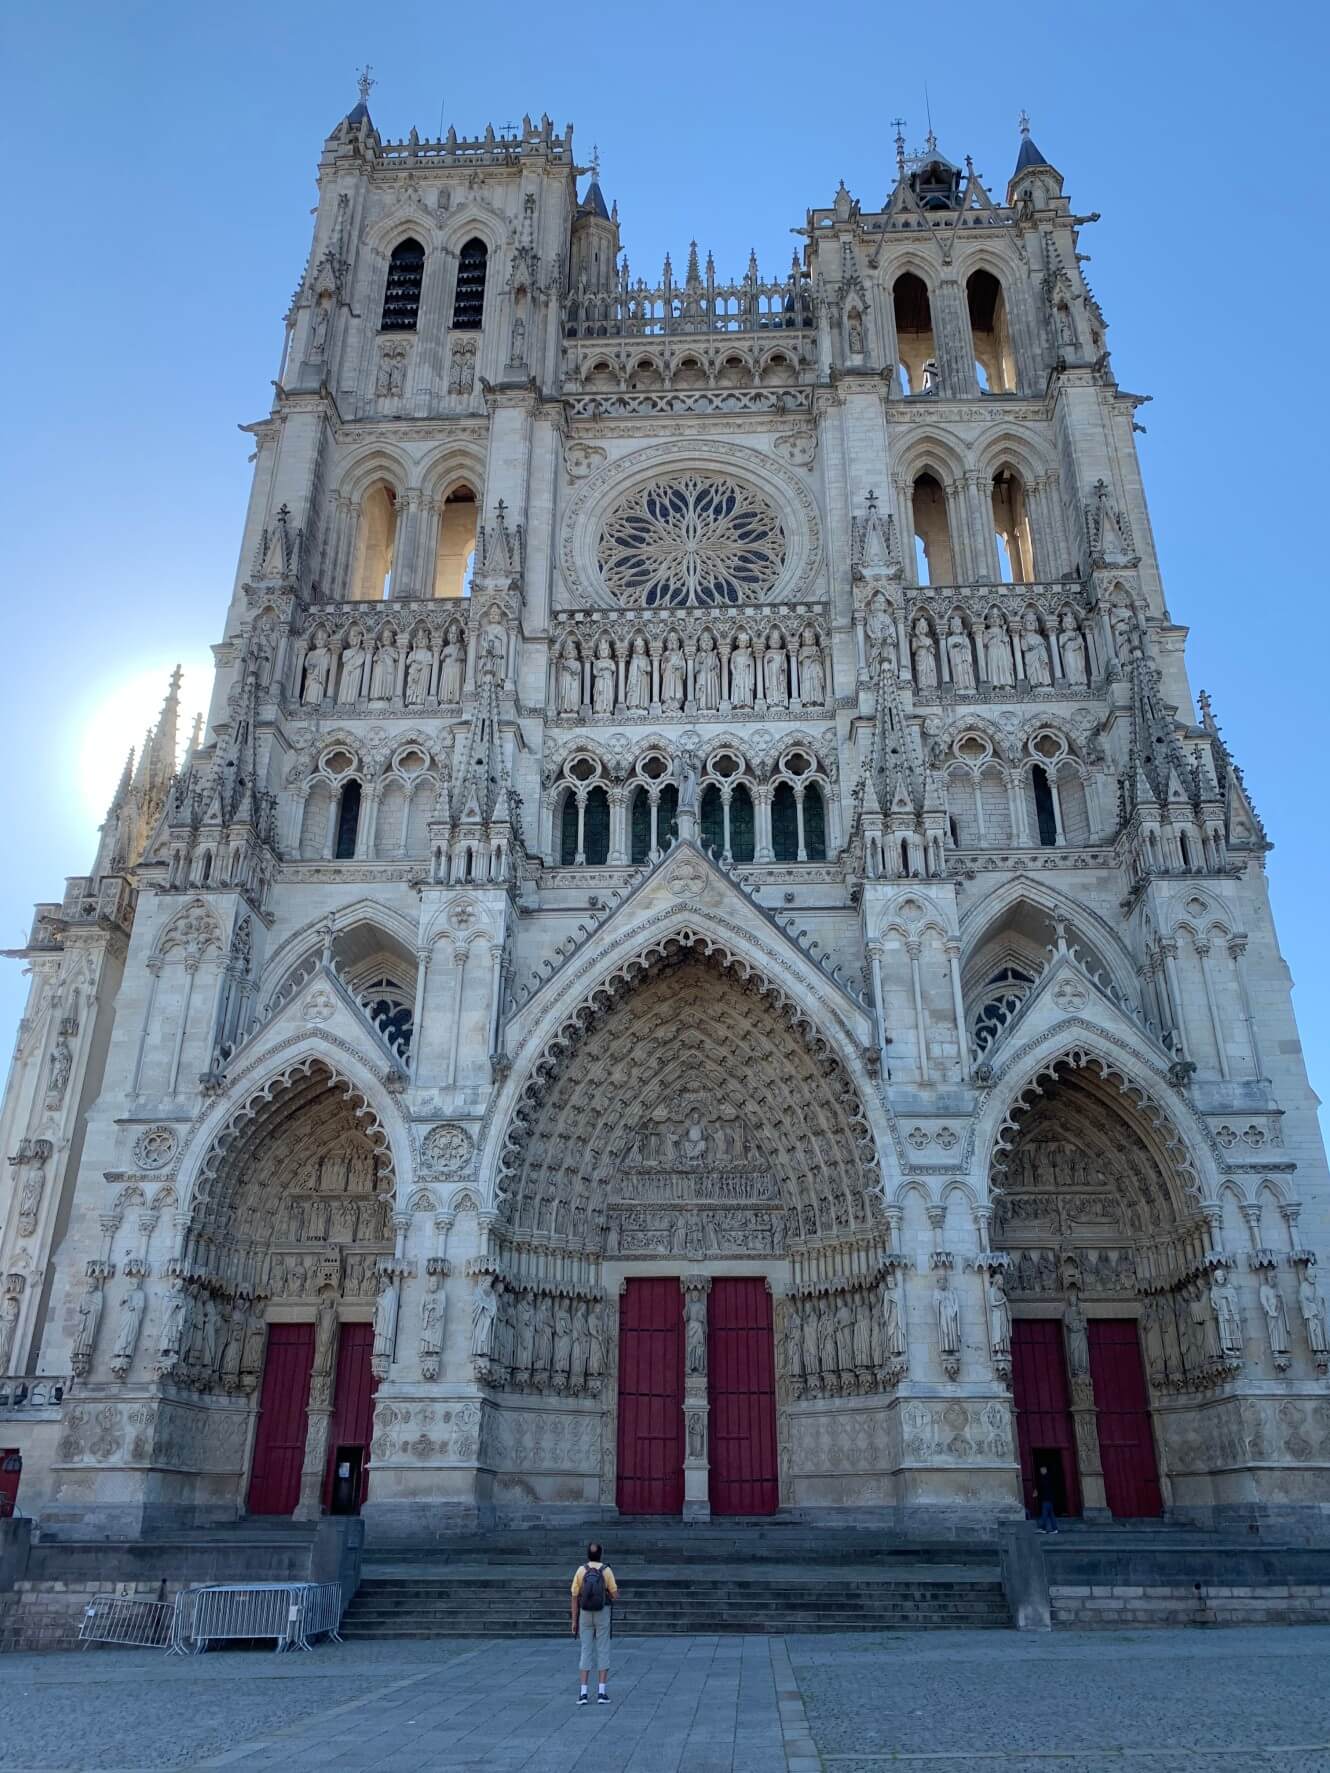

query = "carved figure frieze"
[780,1272,907,1401]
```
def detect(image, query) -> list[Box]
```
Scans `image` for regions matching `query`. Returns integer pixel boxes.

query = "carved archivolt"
[496,944,880,1252]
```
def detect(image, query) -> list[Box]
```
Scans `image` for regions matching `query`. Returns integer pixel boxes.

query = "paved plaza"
[1,1626,1329,1772]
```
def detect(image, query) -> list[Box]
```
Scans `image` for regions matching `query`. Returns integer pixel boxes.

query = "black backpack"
[580,1564,608,1613]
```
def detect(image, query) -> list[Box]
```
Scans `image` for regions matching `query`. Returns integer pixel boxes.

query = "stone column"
[294,1291,340,1521]
[1063,1287,1109,1519]
[680,1273,711,1522]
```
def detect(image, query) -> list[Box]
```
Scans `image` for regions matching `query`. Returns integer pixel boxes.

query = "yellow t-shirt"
[571,1562,618,1601]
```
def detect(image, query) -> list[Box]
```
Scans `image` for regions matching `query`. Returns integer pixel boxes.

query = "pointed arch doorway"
[995,1058,1172,1521]
[501,942,883,1519]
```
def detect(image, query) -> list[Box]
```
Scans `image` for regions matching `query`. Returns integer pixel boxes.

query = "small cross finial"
[891,117,907,177]
[1018,108,1031,138]
[866,488,878,511]
[356,64,376,106]
[591,142,600,179]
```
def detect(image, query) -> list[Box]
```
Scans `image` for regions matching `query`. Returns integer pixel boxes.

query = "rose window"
[597,475,786,607]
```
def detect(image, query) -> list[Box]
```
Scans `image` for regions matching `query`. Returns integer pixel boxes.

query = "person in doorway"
[571,1540,618,1705]
[1033,1463,1059,1533]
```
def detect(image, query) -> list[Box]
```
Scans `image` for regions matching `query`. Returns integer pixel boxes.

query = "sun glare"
[77,662,216,830]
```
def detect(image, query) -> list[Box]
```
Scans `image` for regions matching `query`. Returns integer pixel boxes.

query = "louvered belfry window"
[381,238,425,331]
[452,238,488,330]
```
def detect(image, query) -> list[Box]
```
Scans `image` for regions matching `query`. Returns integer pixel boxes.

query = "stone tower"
[1,94,1327,1540]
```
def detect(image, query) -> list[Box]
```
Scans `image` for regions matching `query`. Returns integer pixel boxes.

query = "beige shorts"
[577,1606,612,1671]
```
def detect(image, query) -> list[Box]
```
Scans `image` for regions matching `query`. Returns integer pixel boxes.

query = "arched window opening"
[966,270,1016,393]
[583,786,611,866]
[1031,765,1058,847]
[949,814,960,848]
[1179,832,1192,870]
[893,272,937,396]
[452,238,488,330]
[730,784,756,864]
[559,792,579,866]
[351,484,398,601]
[992,470,1035,582]
[629,787,652,864]
[803,784,827,861]
[657,782,679,854]
[335,781,362,859]
[772,781,799,862]
[434,485,478,598]
[361,977,414,1056]
[700,784,725,856]
[900,839,912,875]
[973,963,1038,1056]
[912,472,955,585]
[381,238,425,331]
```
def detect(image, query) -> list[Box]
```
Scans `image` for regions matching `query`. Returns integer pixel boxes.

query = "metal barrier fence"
[79,1595,183,1651]
[79,1582,344,1654]
[184,1582,345,1653]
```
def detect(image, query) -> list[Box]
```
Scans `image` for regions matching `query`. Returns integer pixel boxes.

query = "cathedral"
[1,86,1328,1545]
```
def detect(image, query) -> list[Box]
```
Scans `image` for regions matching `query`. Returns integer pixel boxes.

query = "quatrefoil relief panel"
[597,475,786,608]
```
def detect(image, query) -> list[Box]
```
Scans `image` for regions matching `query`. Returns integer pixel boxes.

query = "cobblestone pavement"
[0,1626,1328,1771]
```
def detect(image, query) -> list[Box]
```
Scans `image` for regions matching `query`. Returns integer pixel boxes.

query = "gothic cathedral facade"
[2,97,1328,1541]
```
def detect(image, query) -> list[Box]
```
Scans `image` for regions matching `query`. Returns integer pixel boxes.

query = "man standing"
[571,1541,618,1705]
[1033,1463,1059,1533]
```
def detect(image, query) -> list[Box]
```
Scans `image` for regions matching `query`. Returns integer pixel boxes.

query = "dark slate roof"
[1014,133,1049,172]
[581,178,611,220]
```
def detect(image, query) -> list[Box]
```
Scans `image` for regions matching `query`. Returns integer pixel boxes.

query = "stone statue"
[553,1303,574,1381]
[309,298,331,355]
[1021,612,1053,688]
[1189,1282,1217,1365]
[434,625,462,703]
[370,636,398,701]
[684,1293,707,1376]
[1063,1290,1089,1377]
[730,632,756,709]
[987,1273,1012,1359]
[0,1296,18,1376]
[404,640,432,706]
[302,633,332,704]
[695,633,721,710]
[1258,1277,1290,1360]
[1059,611,1088,685]
[1142,1295,1166,1377]
[72,1278,104,1370]
[592,638,616,715]
[934,1272,961,1358]
[570,1301,591,1391]
[373,1276,399,1365]
[625,637,651,709]
[910,618,938,690]
[661,636,686,710]
[18,1168,43,1236]
[817,1299,836,1374]
[1209,1266,1244,1360]
[687,1413,705,1459]
[866,596,896,674]
[847,310,864,354]
[784,1306,804,1380]
[762,629,789,706]
[533,1296,555,1377]
[419,1285,443,1360]
[46,1035,72,1107]
[202,1296,224,1374]
[338,631,367,703]
[984,617,1015,688]
[945,615,976,691]
[834,1296,855,1371]
[313,1294,338,1377]
[798,628,826,704]
[557,638,582,713]
[1299,1272,1328,1357]
[881,1277,906,1360]
[587,1302,606,1378]
[470,1280,497,1360]
[851,1293,873,1369]
[159,1285,189,1360]
[677,751,700,814]
[921,358,940,394]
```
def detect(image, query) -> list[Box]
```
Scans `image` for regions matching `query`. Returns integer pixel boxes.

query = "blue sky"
[2,2,1328,1132]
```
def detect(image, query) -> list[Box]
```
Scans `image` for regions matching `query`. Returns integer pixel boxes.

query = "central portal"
[616,1276,778,1516]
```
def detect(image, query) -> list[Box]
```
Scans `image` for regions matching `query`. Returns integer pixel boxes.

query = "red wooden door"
[1089,1319,1163,1518]
[1010,1318,1081,1518]
[322,1322,379,1511]
[708,1278,779,1516]
[617,1278,684,1515]
[0,1450,20,1518]
[247,1323,315,1516]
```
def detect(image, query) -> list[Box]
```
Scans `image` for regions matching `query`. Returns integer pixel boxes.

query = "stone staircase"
[340,1520,1012,1637]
